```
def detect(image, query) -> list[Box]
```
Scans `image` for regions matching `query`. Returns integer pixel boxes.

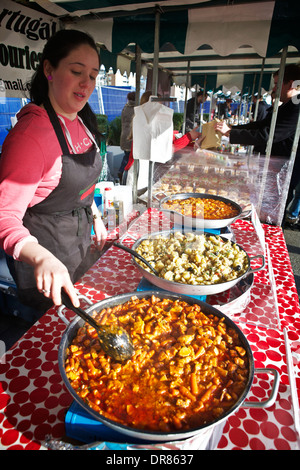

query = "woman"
[0,30,107,318]
[118,91,136,178]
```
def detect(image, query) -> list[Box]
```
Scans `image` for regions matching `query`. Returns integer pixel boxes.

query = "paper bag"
[201,119,222,149]
[132,100,174,163]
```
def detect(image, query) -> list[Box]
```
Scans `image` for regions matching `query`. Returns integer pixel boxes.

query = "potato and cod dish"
[135,232,249,286]
[65,295,249,432]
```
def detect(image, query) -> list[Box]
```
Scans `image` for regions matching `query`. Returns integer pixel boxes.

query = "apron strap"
[50,206,93,237]
[72,206,93,236]
[43,98,70,155]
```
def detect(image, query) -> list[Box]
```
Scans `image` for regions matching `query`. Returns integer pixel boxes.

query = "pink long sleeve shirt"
[0,104,94,260]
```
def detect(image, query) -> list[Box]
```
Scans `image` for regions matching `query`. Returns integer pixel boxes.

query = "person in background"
[215,63,300,223]
[140,90,153,105]
[173,127,202,152]
[118,91,136,180]
[0,29,107,320]
[218,98,232,119]
[185,90,207,131]
[251,94,271,121]
[264,90,278,119]
[285,180,300,227]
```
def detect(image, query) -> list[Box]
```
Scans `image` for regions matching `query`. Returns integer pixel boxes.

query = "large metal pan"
[58,291,279,443]
[157,192,251,229]
[130,230,265,296]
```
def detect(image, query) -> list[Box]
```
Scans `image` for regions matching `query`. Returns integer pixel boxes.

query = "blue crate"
[65,401,152,446]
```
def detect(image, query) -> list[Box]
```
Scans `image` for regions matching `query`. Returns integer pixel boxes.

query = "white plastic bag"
[132,100,174,163]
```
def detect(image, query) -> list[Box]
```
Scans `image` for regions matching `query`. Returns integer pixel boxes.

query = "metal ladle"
[61,291,135,362]
[113,242,159,276]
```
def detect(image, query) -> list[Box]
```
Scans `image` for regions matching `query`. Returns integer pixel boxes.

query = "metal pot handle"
[158,207,186,222]
[153,191,167,202]
[248,254,265,274]
[232,208,252,223]
[243,367,280,408]
[57,294,93,326]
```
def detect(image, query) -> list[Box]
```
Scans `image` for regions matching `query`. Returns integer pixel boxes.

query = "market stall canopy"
[1,0,300,97]
[26,1,298,49]
[28,0,299,55]
[59,1,275,56]
[33,0,300,90]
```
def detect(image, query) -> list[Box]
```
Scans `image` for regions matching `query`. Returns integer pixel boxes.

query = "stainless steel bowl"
[158,193,251,229]
[58,291,278,443]
[130,230,265,296]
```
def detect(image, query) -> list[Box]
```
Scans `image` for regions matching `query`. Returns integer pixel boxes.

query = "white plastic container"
[104,187,114,215]
[96,181,114,193]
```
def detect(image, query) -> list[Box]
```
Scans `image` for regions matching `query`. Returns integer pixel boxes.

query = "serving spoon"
[61,291,135,362]
[113,242,159,276]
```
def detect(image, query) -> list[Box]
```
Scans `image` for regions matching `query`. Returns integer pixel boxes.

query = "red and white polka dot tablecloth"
[0,209,299,450]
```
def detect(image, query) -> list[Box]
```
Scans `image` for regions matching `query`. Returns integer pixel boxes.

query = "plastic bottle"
[104,187,114,215]
[107,206,116,232]
[94,188,103,214]
[103,187,116,232]
[113,179,124,225]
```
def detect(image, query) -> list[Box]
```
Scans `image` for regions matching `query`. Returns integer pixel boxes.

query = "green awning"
[267,0,300,57]
[10,0,300,90]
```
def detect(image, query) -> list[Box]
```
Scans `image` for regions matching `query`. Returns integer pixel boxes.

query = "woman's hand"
[19,241,80,307]
[93,216,107,250]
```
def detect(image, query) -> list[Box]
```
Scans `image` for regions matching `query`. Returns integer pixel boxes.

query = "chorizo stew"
[65,295,249,433]
[162,197,239,220]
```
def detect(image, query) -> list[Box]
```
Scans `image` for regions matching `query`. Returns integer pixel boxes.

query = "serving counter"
[0,207,299,450]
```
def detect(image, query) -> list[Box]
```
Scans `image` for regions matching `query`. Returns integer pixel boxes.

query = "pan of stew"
[158,193,251,229]
[129,230,265,296]
[58,291,279,442]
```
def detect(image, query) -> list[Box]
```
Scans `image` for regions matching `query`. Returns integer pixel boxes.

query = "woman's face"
[44,44,99,120]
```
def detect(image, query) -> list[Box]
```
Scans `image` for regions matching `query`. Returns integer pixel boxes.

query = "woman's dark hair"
[127,91,135,101]
[29,29,103,142]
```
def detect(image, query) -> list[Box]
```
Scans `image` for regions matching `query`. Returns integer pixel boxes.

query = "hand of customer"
[194,135,206,150]
[189,126,201,141]
[215,121,231,135]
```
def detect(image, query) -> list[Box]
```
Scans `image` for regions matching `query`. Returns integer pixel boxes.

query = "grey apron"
[11,98,102,313]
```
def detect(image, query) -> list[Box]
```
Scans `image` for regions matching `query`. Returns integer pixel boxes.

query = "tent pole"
[133,44,141,204]
[193,84,198,127]
[257,46,288,219]
[209,89,214,122]
[248,73,257,120]
[244,89,249,120]
[254,58,266,122]
[200,74,207,131]
[248,58,265,156]
[182,60,190,135]
[147,7,161,208]
[152,8,160,96]
[238,92,242,123]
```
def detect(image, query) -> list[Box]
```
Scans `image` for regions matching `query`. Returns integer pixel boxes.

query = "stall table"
[0,209,300,450]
